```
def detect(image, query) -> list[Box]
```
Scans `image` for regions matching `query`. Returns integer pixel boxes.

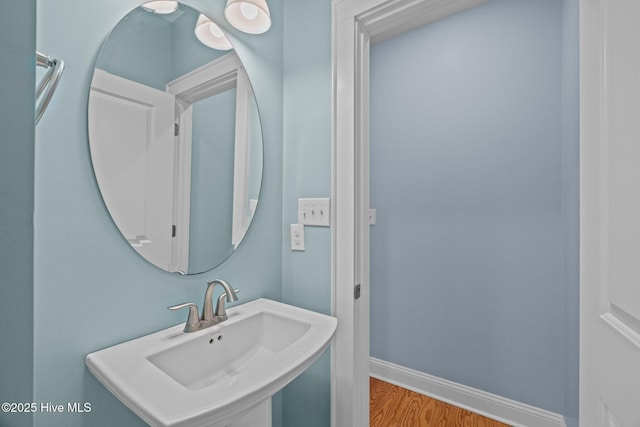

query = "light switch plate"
[298,198,331,226]
[290,224,305,251]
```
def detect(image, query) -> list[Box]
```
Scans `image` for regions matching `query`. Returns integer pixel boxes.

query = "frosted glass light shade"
[194,14,233,51]
[225,0,271,34]
[141,1,179,14]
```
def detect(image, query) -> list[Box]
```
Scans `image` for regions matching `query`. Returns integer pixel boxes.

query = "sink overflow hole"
[209,335,222,344]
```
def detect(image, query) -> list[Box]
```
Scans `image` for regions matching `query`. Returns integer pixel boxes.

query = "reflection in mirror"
[88,2,263,274]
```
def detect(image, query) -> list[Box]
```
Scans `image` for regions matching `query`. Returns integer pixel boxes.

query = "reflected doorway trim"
[166,52,253,272]
[330,0,489,425]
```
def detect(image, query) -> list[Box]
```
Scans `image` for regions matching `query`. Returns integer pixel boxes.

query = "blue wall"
[34,0,283,426]
[369,0,578,423]
[0,1,36,426]
[281,0,333,425]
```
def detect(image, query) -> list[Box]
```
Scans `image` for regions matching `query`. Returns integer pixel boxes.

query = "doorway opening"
[331,0,578,426]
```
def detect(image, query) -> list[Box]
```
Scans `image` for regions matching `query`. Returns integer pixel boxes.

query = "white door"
[581,0,640,425]
[89,69,176,271]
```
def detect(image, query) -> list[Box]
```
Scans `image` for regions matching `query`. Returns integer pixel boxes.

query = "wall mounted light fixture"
[142,0,270,51]
[224,0,271,34]
[194,14,233,51]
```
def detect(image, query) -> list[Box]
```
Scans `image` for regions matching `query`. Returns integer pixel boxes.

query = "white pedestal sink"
[86,299,337,427]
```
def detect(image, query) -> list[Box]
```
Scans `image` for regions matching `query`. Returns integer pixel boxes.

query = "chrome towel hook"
[35,51,65,125]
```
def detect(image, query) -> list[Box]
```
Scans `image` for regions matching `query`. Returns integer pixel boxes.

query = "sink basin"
[86,298,337,427]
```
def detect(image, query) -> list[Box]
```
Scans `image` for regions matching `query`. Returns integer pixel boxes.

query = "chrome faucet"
[201,279,239,327]
[168,279,239,333]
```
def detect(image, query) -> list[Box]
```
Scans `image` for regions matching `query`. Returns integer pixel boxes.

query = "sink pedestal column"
[225,398,271,427]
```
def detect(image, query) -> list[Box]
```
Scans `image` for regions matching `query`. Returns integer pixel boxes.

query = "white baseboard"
[369,357,567,427]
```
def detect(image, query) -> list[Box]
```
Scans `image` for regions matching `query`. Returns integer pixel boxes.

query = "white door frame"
[331,0,488,425]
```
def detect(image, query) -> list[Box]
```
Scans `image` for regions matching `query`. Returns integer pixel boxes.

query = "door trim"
[330,0,488,425]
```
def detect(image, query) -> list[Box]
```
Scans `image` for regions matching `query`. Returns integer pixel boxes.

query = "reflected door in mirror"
[90,70,176,270]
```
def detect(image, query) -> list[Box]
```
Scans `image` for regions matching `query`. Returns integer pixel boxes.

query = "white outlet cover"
[290,224,305,251]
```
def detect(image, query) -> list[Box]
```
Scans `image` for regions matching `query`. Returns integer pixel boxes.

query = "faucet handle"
[215,289,240,319]
[168,302,201,333]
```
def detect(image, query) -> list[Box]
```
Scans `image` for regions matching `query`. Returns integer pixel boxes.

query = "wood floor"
[370,377,510,427]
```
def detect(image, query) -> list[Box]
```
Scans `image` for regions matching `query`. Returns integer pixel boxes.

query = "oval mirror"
[88,2,263,274]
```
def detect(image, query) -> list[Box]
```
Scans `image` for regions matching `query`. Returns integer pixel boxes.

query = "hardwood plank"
[370,377,510,427]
